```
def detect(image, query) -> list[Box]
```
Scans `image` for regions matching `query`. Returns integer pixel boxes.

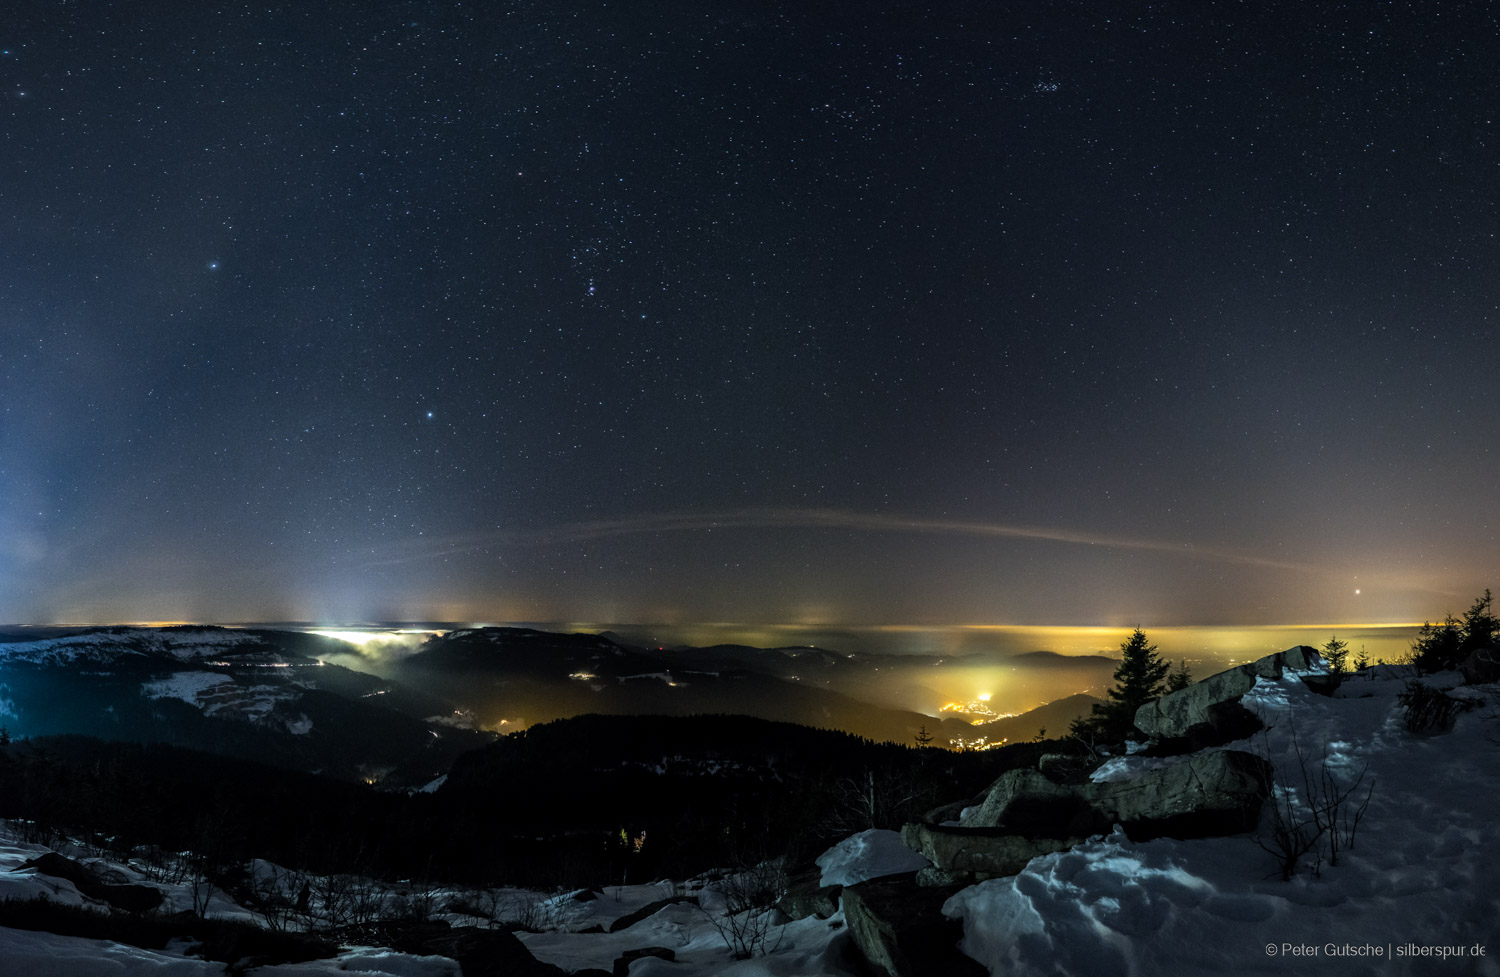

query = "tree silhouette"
[1322,636,1350,677]
[1072,628,1170,744]
[1166,660,1193,693]
[1412,589,1497,670]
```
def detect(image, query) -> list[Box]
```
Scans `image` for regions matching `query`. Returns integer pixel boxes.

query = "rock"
[1134,646,1325,744]
[20,852,164,913]
[840,874,986,977]
[905,750,1273,885]
[613,946,675,976]
[1096,749,1274,840]
[777,867,841,920]
[959,768,1112,835]
[1460,647,1500,685]
[607,895,698,932]
[900,823,1078,885]
[920,798,973,824]
[1037,752,1094,784]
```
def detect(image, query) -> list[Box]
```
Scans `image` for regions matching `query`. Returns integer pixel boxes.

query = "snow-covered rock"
[816,829,932,887]
[945,673,1500,975]
[1133,645,1326,743]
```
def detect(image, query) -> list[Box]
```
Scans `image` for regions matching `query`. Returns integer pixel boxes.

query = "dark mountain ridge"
[0,626,489,784]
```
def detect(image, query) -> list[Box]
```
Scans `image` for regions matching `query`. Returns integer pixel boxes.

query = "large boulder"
[1134,646,1324,743]
[1460,647,1500,685]
[899,823,1080,887]
[1094,749,1273,839]
[20,853,164,913]
[840,873,986,977]
[959,768,1111,835]
[904,750,1272,885]
[777,866,841,921]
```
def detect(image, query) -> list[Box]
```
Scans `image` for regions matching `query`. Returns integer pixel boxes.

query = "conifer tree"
[1410,589,1497,670]
[1166,659,1193,693]
[1071,628,1170,744]
[1323,635,1350,676]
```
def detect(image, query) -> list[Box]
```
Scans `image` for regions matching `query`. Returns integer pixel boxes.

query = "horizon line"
[1,619,1432,632]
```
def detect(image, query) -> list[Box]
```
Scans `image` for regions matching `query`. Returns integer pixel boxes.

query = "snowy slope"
[3,663,1496,976]
[0,627,260,667]
[0,928,461,976]
[946,668,1500,976]
[0,832,460,975]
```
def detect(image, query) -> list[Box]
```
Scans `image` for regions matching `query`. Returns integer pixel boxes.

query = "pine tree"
[1409,588,1496,671]
[1323,635,1350,676]
[1166,659,1193,693]
[1071,628,1170,744]
[1462,589,1497,652]
[913,725,933,749]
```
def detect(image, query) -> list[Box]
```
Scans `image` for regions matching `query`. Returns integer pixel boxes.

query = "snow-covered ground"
[0,628,260,667]
[2,663,1497,975]
[0,832,459,974]
[516,881,856,977]
[141,670,301,727]
[947,668,1500,975]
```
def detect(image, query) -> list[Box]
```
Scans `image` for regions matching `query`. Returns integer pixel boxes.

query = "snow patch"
[1089,754,1190,784]
[142,671,236,703]
[141,672,294,724]
[816,828,931,887]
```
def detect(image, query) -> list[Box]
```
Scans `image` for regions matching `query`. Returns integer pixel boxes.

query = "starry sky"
[2,1,1497,630]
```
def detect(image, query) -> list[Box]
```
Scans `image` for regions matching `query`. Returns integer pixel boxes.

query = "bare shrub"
[1254,726,1374,880]
[701,857,789,960]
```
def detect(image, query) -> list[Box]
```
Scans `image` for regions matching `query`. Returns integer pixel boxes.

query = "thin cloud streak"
[360,507,1322,574]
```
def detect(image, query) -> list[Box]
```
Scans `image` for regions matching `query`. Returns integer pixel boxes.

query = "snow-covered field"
[1,662,1496,975]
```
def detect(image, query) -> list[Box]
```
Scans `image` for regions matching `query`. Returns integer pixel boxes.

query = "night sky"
[3,1,1497,629]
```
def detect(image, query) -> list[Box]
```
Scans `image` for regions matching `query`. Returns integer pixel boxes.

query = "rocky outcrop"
[903,750,1272,885]
[1093,749,1274,839]
[20,853,164,913]
[1133,646,1325,745]
[777,866,841,921]
[900,824,1081,887]
[961,767,1112,834]
[840,873,986,977]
